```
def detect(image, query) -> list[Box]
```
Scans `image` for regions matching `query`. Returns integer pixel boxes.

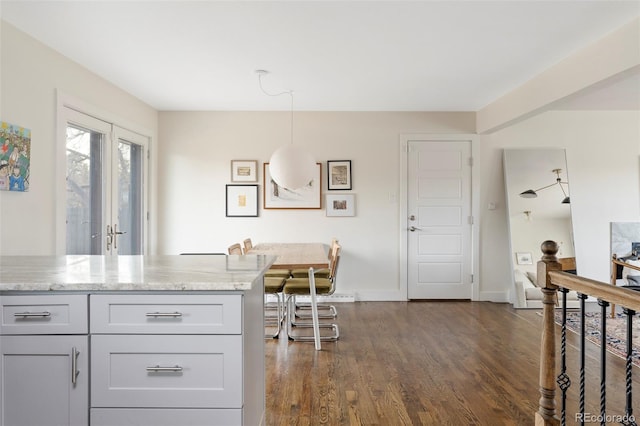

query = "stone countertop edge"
[0,255,277,292]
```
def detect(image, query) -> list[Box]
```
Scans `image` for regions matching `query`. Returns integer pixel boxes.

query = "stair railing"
[535,240,640,426]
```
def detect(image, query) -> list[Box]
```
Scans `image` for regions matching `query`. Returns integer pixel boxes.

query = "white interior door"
[407,140,472,299]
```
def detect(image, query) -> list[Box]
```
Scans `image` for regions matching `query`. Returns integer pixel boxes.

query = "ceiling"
[1,1,639,112]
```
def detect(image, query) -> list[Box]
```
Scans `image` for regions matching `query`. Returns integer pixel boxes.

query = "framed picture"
[226,184,259,217]
[263,162,322,209]
[516,252,533,265]
[327,160,352,190]
[231,160,258,182]
[326,194,355,217]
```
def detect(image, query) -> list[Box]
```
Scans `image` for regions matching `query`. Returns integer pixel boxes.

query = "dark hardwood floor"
[265,301,638,425]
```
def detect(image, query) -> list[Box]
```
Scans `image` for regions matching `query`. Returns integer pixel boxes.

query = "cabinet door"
[0,335,89,426]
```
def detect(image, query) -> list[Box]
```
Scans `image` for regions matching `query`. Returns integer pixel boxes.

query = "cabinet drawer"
[91,334,242,408]
[90,294,242,334]
[91,408,242,426]
[0,294,88,334]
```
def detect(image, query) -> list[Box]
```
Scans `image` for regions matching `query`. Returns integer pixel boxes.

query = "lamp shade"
[269,144,316,190]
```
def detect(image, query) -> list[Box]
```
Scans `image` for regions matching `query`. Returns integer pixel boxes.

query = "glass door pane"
[65,125,104,254]
[115,139,143,255]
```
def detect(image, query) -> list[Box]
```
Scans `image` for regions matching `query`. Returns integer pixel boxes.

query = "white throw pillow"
[525,271,538,287]
[622,259,640,285]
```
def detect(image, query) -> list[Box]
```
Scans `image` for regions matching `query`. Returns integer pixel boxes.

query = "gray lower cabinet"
[0,335,89,426]
[0,291,263,426]
[0,294,89,426]
[89,294,247,425]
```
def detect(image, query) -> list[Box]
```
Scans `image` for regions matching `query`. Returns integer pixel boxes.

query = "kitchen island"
[0,254,273,426]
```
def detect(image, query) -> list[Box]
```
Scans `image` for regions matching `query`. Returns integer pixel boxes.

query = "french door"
[64,108,148,255]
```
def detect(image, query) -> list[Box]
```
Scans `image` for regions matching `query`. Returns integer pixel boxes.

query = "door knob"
[409,226,423,232]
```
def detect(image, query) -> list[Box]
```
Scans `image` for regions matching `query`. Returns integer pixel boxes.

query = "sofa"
[513,269,581,309]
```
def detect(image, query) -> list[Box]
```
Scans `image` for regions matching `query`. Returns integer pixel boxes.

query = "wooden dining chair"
[283,243,341,343]
[243,238,253,254]
[290,238,339,319]
[290,237,338,279]
[228,243,243,255]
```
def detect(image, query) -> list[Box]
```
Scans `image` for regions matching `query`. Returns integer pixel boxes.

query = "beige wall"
[480,110,640,301]
[3,20,639,303]
[157,111,476,300]
[0,21,158,255]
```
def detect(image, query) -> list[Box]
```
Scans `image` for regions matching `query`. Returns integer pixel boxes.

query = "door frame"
[399,134,480,301]
[55,91,152,255]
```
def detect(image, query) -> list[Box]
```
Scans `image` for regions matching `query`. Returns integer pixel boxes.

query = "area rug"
[553,311,640,368]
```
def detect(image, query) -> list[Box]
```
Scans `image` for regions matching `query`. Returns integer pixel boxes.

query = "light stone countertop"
[0,255,276,292]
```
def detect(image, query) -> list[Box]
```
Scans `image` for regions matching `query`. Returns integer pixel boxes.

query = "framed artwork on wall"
[263,162,322,209]
[226,184,259,217]
[231,160,258,182]
[0,121,31,192]
[515,252,533,265]
[327,160,351,190]
[326,194,355,217]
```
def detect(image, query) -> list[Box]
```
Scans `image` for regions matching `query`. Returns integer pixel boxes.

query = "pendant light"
[257,70,316,190]
[519,168,570,204]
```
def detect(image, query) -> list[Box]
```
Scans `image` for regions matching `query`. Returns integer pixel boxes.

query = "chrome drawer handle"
[71,347,80,385]
[145,311,183,318]
[14,311,51,318]
[146,365,183,373]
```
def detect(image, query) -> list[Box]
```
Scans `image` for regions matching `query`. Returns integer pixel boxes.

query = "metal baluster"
[579,293,588,426]
[622,308,637,426]
[598,299,610,426]
[556,287,571,426]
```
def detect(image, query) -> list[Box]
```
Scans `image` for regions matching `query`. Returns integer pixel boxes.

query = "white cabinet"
[89,294,259,425]
[0,294,90,426]
[91,334,242,408]
[89,294,241,334]
[0,294,88,335]
[0,289,264,426]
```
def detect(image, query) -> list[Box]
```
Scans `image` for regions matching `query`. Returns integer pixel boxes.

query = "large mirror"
[503,149,575,308]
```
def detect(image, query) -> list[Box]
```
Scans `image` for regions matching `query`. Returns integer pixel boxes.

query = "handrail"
[548,271,640,312]
[534,240,640,426]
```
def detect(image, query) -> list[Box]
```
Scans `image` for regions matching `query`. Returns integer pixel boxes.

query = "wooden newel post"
[535,240,562,426]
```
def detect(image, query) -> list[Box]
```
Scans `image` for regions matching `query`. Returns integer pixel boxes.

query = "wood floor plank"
[265,301,638,424]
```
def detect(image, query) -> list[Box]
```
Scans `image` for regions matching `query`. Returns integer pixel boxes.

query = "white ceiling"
[1,0,639,112]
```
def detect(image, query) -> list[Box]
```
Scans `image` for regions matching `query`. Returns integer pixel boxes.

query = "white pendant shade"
[269,144,316,190]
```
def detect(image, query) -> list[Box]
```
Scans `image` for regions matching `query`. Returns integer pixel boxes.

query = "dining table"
[247,242,329,349]
[248,242,329,270]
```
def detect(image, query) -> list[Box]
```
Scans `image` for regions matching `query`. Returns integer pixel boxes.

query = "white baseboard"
[295,294,355,303]
[266,293,355,303]
[478,291,510,303]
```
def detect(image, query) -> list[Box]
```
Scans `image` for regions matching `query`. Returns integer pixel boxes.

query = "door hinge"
[147,149,150,160]
[147,211,150,221]
[471,274,474,283]
[468,157,474,167]
[468,216,474,225]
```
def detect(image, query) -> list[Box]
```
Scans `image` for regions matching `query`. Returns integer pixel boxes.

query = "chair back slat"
[243,238,253,253]
[228,243,243,255]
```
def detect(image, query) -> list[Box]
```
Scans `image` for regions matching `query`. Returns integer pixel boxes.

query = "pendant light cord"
[257,70,294,145]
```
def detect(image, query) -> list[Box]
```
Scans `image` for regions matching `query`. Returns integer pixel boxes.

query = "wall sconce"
[257,70,316,190]
[519,168,570,204]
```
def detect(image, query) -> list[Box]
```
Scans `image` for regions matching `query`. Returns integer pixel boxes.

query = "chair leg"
[286,294,339,342]
[264,292,283,339]
[309,270,321,350]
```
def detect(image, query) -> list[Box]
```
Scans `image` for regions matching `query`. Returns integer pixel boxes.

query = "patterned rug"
[554,311,640,367]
